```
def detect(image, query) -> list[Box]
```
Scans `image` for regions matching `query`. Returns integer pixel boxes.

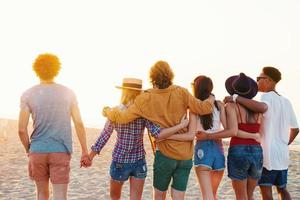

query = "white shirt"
[260,91,299,170]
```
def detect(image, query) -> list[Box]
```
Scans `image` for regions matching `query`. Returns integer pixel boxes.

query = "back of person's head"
[121,89,142,105]
[117,78,143,105]
[33,53,61,80]
[193,75,217,130]
[149,60,174,89]
[262,66,281,83]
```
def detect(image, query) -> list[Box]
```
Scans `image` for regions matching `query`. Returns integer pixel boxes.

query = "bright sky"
[0,0,299,127]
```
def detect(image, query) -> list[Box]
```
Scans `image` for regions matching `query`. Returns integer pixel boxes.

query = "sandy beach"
[0,118,299,200]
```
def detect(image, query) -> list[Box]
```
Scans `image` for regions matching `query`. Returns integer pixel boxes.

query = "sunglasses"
[256,76,268,82]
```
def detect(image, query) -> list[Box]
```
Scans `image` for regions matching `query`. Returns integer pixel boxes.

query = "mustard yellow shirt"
[104,85,213,160]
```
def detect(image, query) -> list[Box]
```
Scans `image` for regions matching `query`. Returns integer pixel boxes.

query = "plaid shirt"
[91,118,161,163]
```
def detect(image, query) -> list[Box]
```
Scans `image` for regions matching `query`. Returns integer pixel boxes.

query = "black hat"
[225,73,258,99]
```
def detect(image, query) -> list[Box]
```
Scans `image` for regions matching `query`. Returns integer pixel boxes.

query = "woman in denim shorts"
[197,73,263,200]
[225,73,263,200]
[87,78,188,200]
[165,76,226,200]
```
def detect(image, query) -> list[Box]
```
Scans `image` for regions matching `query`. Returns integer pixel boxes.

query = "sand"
[0,118,299,200]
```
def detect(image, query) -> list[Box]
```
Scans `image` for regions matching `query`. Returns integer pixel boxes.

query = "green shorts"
[153,151,193,192]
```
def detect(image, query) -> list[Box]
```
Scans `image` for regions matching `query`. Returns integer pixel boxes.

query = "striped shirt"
[91,118,160,163]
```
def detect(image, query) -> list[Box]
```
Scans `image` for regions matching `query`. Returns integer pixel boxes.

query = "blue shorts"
[258,168,288,188]
[227,145,263,180]
[109,159,147,182]
[194,140,225,170]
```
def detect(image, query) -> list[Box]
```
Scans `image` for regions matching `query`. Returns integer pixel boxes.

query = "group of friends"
[18,53,299,200]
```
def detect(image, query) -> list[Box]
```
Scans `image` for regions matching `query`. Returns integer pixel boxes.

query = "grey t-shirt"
[20,83,77,153]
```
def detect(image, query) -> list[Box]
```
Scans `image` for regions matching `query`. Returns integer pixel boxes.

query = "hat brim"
[225,75,258,99]
[115,86,143,91]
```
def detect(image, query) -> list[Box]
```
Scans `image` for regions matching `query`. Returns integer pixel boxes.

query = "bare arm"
[236,129,260,142]
[155,115,189,139]
[218,101,227,129]
[164,112,197,141]
[224,95,267,113]
[288,128,299,145]
[197,103,238,140]
[18,109,31,154]
[71,104,88,155]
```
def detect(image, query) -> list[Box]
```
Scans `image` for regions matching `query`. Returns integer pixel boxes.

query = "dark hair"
[149,61,174,89]
[263,66,281,83]
[193,76,218,130]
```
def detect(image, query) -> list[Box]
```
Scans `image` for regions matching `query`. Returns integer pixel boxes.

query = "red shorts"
[28,152,71,184]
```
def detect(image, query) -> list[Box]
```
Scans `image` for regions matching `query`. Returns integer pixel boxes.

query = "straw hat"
[116,78,143,91]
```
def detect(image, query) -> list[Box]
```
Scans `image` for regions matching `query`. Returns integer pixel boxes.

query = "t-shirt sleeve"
[70,90,78,107]
[287,100,299,128]
[20,93,31,112]
[260,93,271,118]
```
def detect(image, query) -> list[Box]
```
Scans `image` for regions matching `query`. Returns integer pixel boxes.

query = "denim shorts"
[109,159,147,182]
[227,145,263,180]
[258,168,288,188]
[194,140,225,170]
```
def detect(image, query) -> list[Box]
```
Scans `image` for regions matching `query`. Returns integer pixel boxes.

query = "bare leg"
[129,177,145,200]
[211,170,224,200]
[52,184,68,200]
[232,179,248,200]
[110,179,124,200]
[246,178,258,200]
[195,167,214,200]
[259,186,273,200]
[35,181,50,200]
[276,187,291,200]
[170,188,185,200]
[154,188,167,200]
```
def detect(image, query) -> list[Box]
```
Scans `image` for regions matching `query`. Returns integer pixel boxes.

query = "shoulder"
[21,85,40,98]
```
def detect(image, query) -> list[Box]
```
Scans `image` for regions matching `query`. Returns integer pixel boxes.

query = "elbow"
[230,128,238,137]
[260,104,268,113]
[18,129,26,135]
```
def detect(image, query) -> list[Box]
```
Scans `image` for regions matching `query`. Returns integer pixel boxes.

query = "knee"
[37,188,49,198]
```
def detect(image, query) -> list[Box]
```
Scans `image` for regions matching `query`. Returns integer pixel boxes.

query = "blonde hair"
[33,53,61,80]
[120,89,142,105]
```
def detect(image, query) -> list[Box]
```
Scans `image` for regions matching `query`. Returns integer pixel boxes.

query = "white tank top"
[198,105,222,134]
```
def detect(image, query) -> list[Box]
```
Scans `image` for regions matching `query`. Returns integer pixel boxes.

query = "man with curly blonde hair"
[18,53,90,200]
[103,60,215,200]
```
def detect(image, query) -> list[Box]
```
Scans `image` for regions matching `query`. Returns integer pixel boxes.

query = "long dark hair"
[193,76,219,130]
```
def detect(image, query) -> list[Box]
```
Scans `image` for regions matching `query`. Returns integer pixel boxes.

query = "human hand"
[196,131,208,141]
[179,114,189,129]
[80,153,92,168]
[102,106,111,117]
[253,133,261,143]
[223,96,234,104]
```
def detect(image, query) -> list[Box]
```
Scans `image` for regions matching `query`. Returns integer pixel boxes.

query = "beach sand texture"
[0,119,299,200]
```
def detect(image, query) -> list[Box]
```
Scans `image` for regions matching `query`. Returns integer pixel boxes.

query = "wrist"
[232,94,239,103]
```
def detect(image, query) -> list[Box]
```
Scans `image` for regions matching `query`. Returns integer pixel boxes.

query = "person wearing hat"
[88,77,189,200]
[224,67,299,200]
[102,61,215,200]
[197,73,263,200]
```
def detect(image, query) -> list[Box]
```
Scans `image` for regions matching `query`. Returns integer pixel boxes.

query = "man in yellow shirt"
[103,60,214,200]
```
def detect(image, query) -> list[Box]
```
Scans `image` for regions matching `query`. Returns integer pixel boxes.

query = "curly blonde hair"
[149,60,174,89]
[33,53,61,80]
